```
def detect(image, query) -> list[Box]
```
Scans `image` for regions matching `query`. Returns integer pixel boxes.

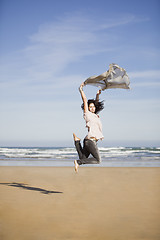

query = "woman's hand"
[97,89,102,95]
[79,82,84,92]
[96,89,102,102]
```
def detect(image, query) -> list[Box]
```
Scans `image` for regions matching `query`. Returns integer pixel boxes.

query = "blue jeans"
[74,139,101,165]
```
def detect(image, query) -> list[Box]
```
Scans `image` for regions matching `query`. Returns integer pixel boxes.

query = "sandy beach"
[0,167,160,240]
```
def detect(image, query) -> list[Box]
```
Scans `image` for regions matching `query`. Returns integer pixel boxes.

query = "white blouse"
[84,111,104,140]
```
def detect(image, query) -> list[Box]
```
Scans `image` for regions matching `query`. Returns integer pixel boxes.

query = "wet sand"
[0,167,160,240]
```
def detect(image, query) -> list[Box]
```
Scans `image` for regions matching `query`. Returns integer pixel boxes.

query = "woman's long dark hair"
[81,99,104,114]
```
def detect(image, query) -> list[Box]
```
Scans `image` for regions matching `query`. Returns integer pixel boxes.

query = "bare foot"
[73,133,81,141]
[74,160,79,173]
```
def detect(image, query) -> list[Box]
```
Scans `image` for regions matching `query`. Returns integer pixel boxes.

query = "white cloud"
[99,15,149,30]
[132,81,160,87]
[129,70,160,79]
[0,14,105,89]
[0,12,149,87]
[128,70,160,88]
[30,13,147,43]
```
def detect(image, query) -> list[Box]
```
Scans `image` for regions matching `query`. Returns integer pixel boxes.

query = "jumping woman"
[73,82,104,172]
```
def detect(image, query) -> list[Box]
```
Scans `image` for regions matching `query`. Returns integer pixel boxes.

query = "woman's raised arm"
[79,82,88,113]
[96,89,102,102]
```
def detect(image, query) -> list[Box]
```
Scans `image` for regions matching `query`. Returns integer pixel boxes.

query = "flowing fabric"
[84,63,130,90]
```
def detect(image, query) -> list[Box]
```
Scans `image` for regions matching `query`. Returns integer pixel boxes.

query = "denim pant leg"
[77,139,101,165]
[85,139,101,163]
[74,140,90,160]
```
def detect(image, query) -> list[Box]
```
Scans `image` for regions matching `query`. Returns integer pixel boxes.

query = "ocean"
[0,146,160,167]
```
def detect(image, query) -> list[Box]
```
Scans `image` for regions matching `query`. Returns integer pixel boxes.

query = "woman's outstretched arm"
[79,82,88,113]
[96,89,102,102]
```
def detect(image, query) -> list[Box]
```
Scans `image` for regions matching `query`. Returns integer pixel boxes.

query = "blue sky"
[0,0,160,147]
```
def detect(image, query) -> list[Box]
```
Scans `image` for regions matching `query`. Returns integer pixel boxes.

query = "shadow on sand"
[0,182,63,194]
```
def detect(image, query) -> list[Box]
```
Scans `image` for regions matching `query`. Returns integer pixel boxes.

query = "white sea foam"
[0,147,160,167]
